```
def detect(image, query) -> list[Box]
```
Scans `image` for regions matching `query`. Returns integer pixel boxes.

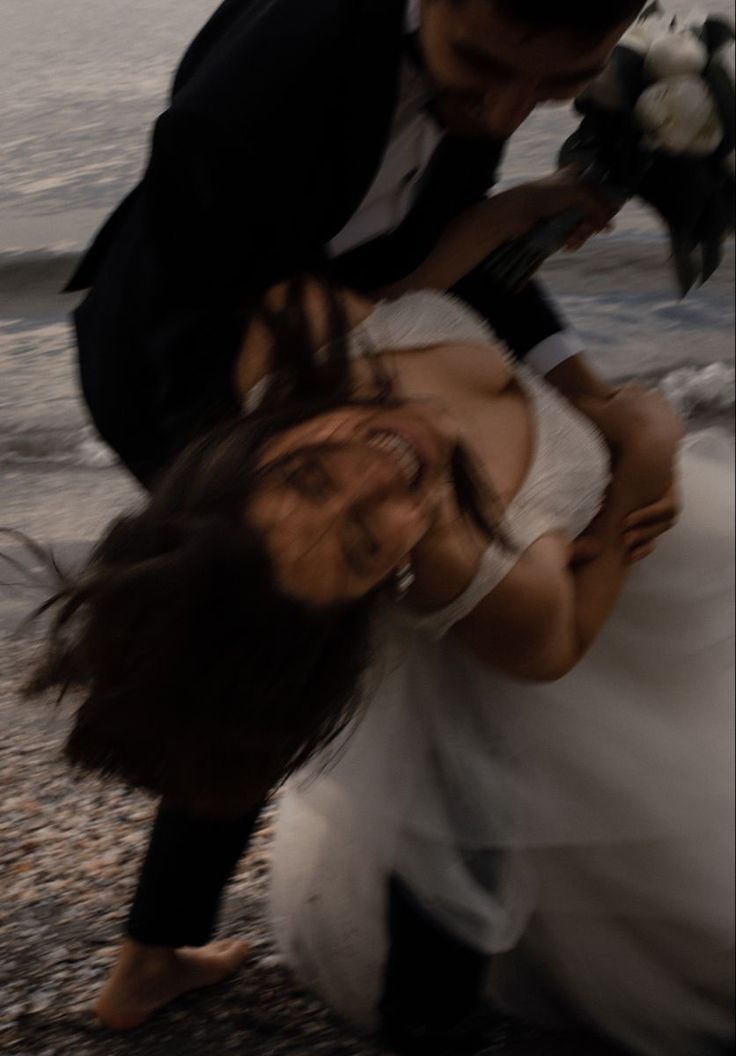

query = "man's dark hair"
[494,0,643,35]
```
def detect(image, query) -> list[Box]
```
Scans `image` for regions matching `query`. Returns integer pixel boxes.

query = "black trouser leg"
[126,800,263,947]
[379,875,491,1055]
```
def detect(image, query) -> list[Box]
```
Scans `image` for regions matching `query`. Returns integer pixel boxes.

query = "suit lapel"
[323,0,408,236]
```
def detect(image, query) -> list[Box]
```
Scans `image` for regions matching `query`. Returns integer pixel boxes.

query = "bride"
[29,275,733,1054]
[240,280,735,1056]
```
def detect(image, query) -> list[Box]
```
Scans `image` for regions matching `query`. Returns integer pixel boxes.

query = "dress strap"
[408,540,518,640]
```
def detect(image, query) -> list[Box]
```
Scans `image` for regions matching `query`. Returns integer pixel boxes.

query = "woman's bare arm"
[375,171,613,299]
[435,390,683,684]
[452,467,638,683]
[569,387,685,560]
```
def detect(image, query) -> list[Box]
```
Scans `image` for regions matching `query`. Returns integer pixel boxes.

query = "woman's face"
[247,403,457,604]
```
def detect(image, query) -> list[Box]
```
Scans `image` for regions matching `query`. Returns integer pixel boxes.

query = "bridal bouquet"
[483,4,735,296]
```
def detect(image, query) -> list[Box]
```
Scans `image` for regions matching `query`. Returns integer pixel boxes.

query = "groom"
[66,0,678,1043]
[69,0,632,487]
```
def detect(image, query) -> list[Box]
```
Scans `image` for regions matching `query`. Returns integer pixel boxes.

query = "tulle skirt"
[269,433,735,1055]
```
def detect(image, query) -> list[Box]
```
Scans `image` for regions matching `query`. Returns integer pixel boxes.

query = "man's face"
[419,0,634,138]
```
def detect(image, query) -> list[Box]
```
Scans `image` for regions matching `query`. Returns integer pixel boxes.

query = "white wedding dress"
[266,292,735,1055]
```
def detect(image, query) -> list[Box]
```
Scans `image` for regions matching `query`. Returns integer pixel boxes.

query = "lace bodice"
[242,290,505,413]
[244,290,611,636]
[411,361,610,638]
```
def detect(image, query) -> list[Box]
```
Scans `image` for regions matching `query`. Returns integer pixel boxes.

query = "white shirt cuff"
[525,330,585,376]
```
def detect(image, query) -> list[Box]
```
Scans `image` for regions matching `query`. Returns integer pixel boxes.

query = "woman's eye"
[285,457,332,499]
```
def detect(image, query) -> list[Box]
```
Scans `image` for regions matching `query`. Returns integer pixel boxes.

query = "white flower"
[645,32,708,77]
[635,75,724,154]
[620,13,675,54]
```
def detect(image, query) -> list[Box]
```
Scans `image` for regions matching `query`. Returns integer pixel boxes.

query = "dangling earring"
[394,558,415,599]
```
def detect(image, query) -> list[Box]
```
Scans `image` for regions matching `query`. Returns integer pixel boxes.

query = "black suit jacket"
[69,0,566,483]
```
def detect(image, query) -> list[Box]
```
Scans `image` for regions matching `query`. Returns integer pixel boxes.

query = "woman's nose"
[337,452,427,540]
[351,489,427,551]
[345,450,407,500]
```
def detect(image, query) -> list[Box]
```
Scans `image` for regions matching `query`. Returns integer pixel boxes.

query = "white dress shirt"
[328,0,582,374]
[328,3,440,257]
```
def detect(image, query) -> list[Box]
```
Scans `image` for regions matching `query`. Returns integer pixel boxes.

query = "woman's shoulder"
[363,291,515,389]
[370,291,497,349]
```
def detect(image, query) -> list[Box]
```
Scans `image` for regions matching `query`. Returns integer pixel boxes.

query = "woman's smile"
[246,403,457,604]
[366,430,425,488]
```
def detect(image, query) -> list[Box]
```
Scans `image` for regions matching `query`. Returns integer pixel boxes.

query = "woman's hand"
[572,385,684,563]
[621,483,680,562]
[571,481,680,566]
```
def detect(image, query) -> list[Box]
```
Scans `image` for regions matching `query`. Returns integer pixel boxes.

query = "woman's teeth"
[366,430,422,487]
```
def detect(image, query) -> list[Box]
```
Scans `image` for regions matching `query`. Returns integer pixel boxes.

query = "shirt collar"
[405,0,420,34]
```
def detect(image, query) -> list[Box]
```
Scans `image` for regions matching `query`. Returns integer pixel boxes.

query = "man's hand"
[504,166,616,249]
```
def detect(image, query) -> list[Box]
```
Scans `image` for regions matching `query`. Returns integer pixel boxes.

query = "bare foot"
[94,936,251,1031]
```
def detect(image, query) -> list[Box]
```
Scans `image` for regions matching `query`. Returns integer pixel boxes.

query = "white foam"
[659,362,736,416]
